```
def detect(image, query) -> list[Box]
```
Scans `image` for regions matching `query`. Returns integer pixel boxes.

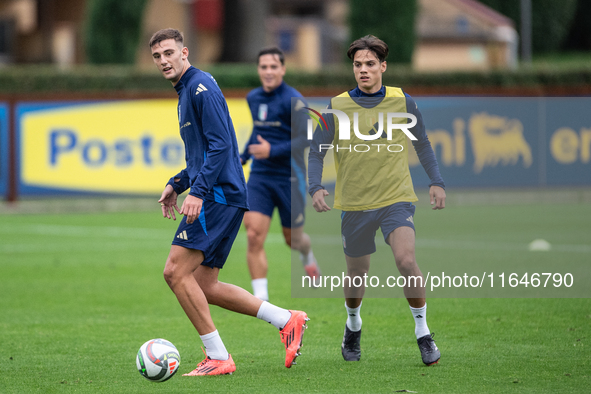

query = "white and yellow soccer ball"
[136,338,181,382]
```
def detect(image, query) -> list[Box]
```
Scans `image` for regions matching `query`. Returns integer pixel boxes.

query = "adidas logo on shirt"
[195,83,208,95]
[176,230,189,240]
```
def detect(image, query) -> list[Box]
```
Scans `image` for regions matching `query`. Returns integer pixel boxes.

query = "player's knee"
[163,267,175,289]
[395,255,417,274]
[347,267,368,278]
[163,259,181,289]
[246,228,265,250]
[289,231,307,250]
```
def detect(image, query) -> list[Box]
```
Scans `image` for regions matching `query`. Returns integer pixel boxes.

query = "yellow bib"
[330,87,418,211]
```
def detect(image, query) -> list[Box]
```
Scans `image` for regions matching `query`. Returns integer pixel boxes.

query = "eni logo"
[550,127,591,164]
[408,112,534,174]
[468,112,532,174]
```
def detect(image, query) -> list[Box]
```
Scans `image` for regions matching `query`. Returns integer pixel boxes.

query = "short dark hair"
[149,28,183,48]
[347,35,389,62]
[257,47,285,65]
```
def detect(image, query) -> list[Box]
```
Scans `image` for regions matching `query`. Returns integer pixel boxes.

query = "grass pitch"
[1,193,590,393]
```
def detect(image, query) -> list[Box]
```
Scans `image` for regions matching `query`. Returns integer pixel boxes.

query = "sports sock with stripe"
[200,330,229,361]
[345,302,362,332]
[256,301,292,330]
[409,303,430,339]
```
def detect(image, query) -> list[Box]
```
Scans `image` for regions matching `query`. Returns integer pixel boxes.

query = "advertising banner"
[14,97,591,197]
[17,99,252,195]
[412,97,591,188]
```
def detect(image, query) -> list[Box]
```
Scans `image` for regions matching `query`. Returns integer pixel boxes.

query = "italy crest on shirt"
[258,104,268,121]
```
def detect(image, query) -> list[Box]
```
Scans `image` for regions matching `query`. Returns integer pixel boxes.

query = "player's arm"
[406,94,446,210]
[157,169,188,220]
[166,169,190,194]
[188,92,233,201]
[308,104,336,212]
[240,130,256,164]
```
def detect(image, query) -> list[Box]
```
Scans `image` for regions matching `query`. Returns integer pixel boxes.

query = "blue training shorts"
[341,201,416,257]
[171,200,245,268]
[247,173,306,228]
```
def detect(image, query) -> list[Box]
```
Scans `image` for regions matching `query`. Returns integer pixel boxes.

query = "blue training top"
[240,81,309,179]
[308,85,445,198]
[166,66,248,210]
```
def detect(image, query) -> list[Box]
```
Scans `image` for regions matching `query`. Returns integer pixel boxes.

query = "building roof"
[417,0,515,40]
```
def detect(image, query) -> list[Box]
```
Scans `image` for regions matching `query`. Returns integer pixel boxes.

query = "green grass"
[1,198,590,393]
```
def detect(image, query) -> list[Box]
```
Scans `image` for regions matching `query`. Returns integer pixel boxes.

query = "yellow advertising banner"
[19,99,253,194]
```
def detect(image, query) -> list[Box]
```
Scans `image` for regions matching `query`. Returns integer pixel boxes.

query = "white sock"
[251,278,269,301]
[200,330,229,361]
[256,301,292,330]
[345,302,362,332]
[410,303,430,339]
[300,250,315,266]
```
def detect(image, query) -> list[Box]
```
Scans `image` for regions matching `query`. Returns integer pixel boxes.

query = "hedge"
[2,64,591,95]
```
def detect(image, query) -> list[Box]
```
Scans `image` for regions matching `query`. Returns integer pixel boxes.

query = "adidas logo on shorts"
[406,216,414,224]
[176,230,189,240]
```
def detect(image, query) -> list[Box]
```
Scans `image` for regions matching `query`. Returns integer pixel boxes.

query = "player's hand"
[429,185,446,210]
[180,194,203,224]
[312,189,331,212]
[158,184,180,220]
[248,135,271,159]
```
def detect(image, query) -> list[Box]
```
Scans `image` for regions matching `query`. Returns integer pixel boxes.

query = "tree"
[85,0,148,64]
[479,0,577,54]
[349,0,417,64]
[562,0,591,50]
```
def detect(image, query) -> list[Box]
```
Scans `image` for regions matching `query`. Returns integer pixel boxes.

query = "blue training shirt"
[166,66,248,210]
[240,81,309,179]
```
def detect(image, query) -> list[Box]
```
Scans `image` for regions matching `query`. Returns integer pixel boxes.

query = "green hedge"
[2,64,591,94]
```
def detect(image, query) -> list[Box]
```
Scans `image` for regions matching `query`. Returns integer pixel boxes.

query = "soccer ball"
[136,338,181,382]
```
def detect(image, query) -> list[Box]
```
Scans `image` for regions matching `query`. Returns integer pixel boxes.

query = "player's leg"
[282,225,321,280]
[196,266,309,367]
[163,245,236,375]
[280,176,321,281]
[386,215,440,366]
[387,226,426,303]
[244,211,272,301]
[194,264,264,316]
[244,174,275,301]
[341,254,369,361]
[163,245,216,335]
[190,201,309,369]
[340,210,378,361]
